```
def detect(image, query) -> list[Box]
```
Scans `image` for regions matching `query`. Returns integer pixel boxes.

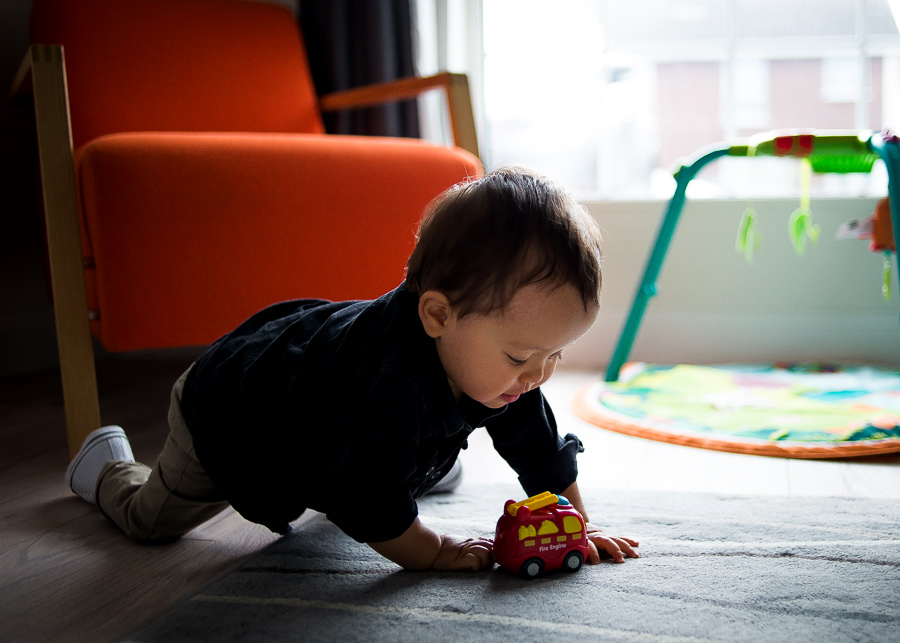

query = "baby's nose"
[518,363,544,385]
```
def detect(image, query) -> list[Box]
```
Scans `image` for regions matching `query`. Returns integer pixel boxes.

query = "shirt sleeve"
[321,372,425,544]
[483,388,584,497]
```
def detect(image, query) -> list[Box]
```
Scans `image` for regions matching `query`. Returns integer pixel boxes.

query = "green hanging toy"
[735,207,758,262]
[735,132,881,263]
[735,142,760,262]
[788,158,820,256]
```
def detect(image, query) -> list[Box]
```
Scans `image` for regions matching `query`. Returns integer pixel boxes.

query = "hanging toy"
[835,196,895,300]
[870,196,895,253]
[735,207,759,262]
[872,197,895,301]
[788,158,820,256]
[736,142,760,262]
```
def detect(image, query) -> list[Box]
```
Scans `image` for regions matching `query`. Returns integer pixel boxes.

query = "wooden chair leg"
[22,45,101,458]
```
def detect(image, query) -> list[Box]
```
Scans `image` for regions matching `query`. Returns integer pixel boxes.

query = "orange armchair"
[14,0,482,456]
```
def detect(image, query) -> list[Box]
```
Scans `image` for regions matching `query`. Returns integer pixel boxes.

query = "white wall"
[568,196,900,372]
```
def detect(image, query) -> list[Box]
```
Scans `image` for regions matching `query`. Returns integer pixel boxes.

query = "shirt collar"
[458,395,507,431]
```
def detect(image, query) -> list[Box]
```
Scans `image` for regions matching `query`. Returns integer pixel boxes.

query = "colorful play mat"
[573,363,900,458]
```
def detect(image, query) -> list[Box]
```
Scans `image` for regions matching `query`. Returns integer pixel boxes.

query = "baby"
[66,167,639,570]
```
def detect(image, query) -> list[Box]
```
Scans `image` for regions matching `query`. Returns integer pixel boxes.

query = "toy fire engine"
[493,491,590,579]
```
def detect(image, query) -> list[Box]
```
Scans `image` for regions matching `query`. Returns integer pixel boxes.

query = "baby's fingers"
[460,551,490,570]
[445,537,493,571]
[590,534,640,564]
[614,537,640,560]
[462,539,494,570]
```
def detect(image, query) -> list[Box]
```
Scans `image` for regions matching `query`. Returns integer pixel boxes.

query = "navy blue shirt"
[180,285,583,542]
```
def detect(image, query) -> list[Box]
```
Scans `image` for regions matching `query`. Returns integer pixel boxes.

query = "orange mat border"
[573,381,900,460]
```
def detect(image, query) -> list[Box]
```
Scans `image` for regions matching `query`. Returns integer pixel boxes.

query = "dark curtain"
[299,0,420,138]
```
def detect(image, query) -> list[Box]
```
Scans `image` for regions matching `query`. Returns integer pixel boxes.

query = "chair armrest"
[318,71,480,162]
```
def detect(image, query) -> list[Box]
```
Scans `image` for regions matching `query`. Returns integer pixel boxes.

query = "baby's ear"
[418,291,453,338]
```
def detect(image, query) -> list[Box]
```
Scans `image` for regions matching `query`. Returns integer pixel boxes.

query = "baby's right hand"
[432,535,494,571]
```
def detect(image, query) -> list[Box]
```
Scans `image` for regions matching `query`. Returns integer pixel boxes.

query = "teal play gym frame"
[605,130,900,383]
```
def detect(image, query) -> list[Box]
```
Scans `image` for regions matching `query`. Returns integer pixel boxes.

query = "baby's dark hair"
[405,167,602,317]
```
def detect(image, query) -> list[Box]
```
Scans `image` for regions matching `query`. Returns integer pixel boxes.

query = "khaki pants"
[96,367,230,542]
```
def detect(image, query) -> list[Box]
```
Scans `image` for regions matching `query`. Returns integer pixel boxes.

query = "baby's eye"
[551,351,565,363]
[506,354,527,366]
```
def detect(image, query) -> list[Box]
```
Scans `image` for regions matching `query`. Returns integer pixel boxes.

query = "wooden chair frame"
[10,44,480,457]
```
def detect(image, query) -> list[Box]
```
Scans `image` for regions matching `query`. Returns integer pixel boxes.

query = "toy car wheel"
[520,557,545,579]
[563,550,584,572]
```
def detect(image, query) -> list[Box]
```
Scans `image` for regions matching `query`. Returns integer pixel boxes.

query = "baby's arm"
[368,517,493,571]
[562,481,640,564]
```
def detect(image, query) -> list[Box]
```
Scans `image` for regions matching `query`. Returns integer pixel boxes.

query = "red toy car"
[493,491,590,579]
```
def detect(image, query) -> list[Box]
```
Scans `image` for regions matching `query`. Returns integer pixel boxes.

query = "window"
[479,0,900,199]
[538,520,559,535]
[563,515,583,534]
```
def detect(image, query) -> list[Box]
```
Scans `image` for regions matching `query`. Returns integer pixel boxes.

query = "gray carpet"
[119,485,900,643]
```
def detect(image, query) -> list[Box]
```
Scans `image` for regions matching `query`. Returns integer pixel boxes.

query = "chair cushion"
[31,0,324,150]
[75,132,481,351]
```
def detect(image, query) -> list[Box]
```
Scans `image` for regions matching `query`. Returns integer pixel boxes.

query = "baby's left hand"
[585,523,640,564]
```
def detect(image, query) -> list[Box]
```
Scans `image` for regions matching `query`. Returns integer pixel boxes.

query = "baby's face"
[435,282,599,408]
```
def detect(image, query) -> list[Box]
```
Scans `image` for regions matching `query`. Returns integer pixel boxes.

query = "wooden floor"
[2,357,899,643]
